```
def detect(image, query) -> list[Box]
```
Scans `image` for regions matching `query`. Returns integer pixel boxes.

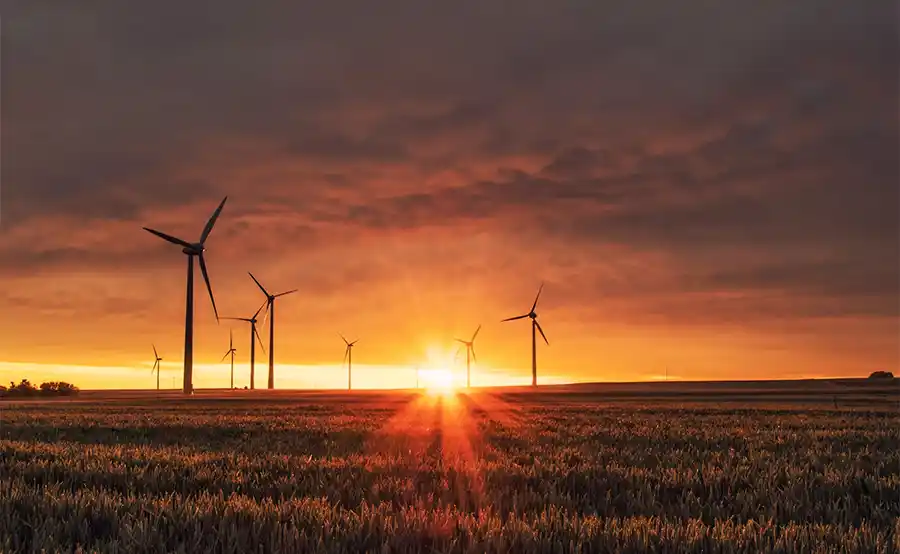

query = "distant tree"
[868,371,895,380]
[7,379,38,397]
[39,382,80,396]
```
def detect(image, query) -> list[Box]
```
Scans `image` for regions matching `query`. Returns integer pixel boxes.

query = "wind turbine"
[249,272,297,389]
[151,345,163,391]
[340,334,358,390]
[501,283,549,387]
[220,329,237,389]
[143,197,226,395]
[455,324,481,389]
[222,301,267,389]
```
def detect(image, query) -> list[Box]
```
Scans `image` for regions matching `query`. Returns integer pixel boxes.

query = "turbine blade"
[222,317,252,322]
[254,326,266,353]
[199,254,219,321]
[199,196,228,244]
[260,300,270,329]
[535,319,549,345]
[275,289,298,297]
[340,333,349,345]
[455,338,467,344]
[351,340,358,346]
[229,329,233,349]
[454,347,462,361]
[501,314,530,322]
[343,346,349,363]
[531,282,544,313]
[152,344,158,359]
[472,324,482,341]
[248,272,270,297]
[470,346,477,363]
[143,227,193,249]
[252,299,267,319]
[220,350,230,363]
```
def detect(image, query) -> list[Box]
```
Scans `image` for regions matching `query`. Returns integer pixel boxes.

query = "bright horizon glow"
[420,368,456,393]
[0,360,861,392]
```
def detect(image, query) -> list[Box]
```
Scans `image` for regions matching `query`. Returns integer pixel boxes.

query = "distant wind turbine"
[143,197,226,394]
[249,272,297,389]
[340,334,358,391]
[222,301,267,389]
[455,324,481,389]
[151,345,163,391]
[501,283,549,387]
[221,329,237,389]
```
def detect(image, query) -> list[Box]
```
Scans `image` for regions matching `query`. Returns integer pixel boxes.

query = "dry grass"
[1,385,898,553]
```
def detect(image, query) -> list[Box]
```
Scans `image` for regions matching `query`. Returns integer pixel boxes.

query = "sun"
[420,368,457,394]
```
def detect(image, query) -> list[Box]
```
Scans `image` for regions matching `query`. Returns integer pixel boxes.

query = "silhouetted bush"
[6,379,38,397]
[868,371,895,380]
[1,379,79,398]
[39,382,80,396]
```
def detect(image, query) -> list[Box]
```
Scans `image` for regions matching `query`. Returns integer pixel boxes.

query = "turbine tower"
[143,197,226,394]
[455,324,481,389]
[220,329,237,389]
[222,301,266,389]
[249,272,297,389]
[501,283,549,387]
[151,345,163,391]
[340,334,358,390]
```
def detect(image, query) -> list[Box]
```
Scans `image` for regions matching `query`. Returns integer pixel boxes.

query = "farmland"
[1,380,898,553]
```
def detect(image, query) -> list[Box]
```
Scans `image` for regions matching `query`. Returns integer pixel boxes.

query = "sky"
[1,1,897,390]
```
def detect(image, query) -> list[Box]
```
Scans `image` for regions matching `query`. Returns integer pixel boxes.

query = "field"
[1,380,898,553]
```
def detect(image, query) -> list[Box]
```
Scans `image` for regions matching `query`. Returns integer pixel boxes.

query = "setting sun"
[420,368,456,393]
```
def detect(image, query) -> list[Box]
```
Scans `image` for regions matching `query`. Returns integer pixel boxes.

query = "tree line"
[1,379,79,398]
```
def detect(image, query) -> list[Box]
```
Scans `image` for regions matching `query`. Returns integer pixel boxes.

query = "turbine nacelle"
[182,243,205,256]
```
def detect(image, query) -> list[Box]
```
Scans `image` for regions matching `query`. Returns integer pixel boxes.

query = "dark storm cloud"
[1,0,897,328]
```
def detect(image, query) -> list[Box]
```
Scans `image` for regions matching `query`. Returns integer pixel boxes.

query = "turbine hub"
[182,243,204,255]
[529,312,537,319]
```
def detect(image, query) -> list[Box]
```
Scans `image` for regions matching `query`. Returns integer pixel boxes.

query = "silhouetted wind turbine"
[501,283,549,387]
[151,345,163,391]
[340,334,358,390]
[221,329,237,389]
[249,272,297,389]
[143,197,226,394]
[222,301,267,389]
[455,324,481,389]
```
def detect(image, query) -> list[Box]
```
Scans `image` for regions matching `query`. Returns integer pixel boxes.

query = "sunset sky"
[1,2,897,390]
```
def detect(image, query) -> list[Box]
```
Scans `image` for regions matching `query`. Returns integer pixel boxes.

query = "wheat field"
[1,382,898,553]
